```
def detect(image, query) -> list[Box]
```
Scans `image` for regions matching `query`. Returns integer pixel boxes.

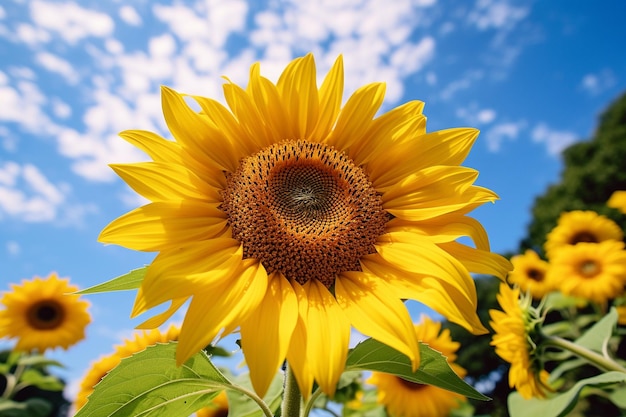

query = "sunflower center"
[26,300,65,330]
[221,140,389,287]
[527,268,545,282]
[569,231,598,245]
[580,260,600,277]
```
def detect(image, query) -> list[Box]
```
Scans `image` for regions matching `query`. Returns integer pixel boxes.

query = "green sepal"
[77,266,147,294]
[74,342,231,417]
[508,371,626,417]
[345,338,488,401]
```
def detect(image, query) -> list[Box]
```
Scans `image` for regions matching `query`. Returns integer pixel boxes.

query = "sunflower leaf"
[74,342,232,417]
[0,398,52,417]
[76,266,147,294]
[345,338,488,400]
[574,307,618,352]
[508,371,626,417]
[17,354,64,369]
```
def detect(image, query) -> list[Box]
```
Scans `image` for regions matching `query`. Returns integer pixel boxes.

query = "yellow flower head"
[547,241,626,304]
[75,325,182,410]
[0,273,91,353]
[508,250,553,299]
[544,210,623,259]
[608,190,626,215]
[490,283,549,399]
[368,315,466,417]
[99,54,511,397]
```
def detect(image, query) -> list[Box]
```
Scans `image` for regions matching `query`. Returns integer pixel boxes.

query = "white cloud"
[6,241,20,256]
[468,0,529,31]
[35,52,79,84]
[484,120,526,152]
[119,5,142,26]
[440,70,484,100]
[456,103,496,125]
[0,5,5,20]
[52,98,72,119]
[30,0,114,44]
[580,69,616,96]
[16,23,51,45]
[531,123,578,156]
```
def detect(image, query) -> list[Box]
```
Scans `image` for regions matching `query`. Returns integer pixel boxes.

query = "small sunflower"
[608,190,626,215]
[99,53,511,397]
[547,241,626,304]
[0,273,91,353]
[508,250,553,299]
[75,325,182,410]
[368,315,466,417]
[544,210,623,259]
[490,283,549,399]
[195,391,228,417]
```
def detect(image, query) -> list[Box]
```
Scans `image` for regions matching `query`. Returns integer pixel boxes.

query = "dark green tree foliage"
[521,91,626,253]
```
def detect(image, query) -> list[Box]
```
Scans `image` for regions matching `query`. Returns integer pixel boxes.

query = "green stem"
[302,388,324,417]
[545,335,626,373]
[1,362,25,399]
[282,363,302,417]
[227,385,274,417]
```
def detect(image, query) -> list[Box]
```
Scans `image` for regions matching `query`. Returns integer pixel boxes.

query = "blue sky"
[1,0,626,405]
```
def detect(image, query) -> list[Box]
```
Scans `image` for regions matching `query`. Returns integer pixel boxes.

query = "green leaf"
[345,338,488,401]
[77,267,147,294]
[19,369,65,391]
[75,342,232,417]
[508,371,626,417]
[574,307,618,352]
[225,371,283,417]
[0,398,52,417]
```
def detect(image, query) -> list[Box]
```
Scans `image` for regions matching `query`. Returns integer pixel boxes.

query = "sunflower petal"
[223,79,274,149]
[327,82,386,151]
[370,128,479,189]
[98,201,228,251]
[176,259,268,365]
[110,162,221,203]
[302,280,351,396]
[135,296,189,329]
[247,63,291,141]
[439,241,512,279]
[310,55,344,141]
[240,272,298,397]
[119,130,182,163]
[336,271,419,370]
[286,281,315,398]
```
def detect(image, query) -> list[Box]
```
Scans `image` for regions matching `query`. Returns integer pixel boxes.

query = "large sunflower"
[368,315,466,417]
[99,54,511,397]
[490,283,549,399]
[546,241,626,304]
[544,210,623,259]
[0,273,91,353]
[508,249,553,299]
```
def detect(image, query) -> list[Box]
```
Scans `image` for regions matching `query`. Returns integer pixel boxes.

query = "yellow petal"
[247,63,291,141]
[161,86,240,172]
[119,130,183,163]
[375,231,477,304]
[362,255,487,334]
[135,296,189,329]
[310,55,344,141]
[335,271,419,370]
[286,281,315,398]
[136,239,242,311]
[439,241,512,279]
[608,190,626,214]
[240,272,298,397]
[351,100,425,166]
[369,128,479,189]
[326,82,386,151]
[302,280,351,396]
[98,201,228,251]
[110,162,221,202]
[176,259,268,365]
[277,53,319,139]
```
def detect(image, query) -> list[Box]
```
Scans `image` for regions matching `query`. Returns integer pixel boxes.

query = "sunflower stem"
[282,362,302,417]
[544,335,626,373]
[227,385,274,417]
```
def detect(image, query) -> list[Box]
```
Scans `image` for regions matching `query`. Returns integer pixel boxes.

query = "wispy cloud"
[580,69,616,96]
[531,123,578,156]
[484,120,527,152]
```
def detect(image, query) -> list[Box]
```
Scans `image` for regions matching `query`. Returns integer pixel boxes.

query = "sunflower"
[608,190,626,215]
[489,283,549,399]
[75,325,181,410]
[508,250,553,299]
[368,315,466,417]
[99,53,511,397]
[0,273,91,353]
[195,391,228,417]
[544,210,623,259]
[546,241,626,304]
